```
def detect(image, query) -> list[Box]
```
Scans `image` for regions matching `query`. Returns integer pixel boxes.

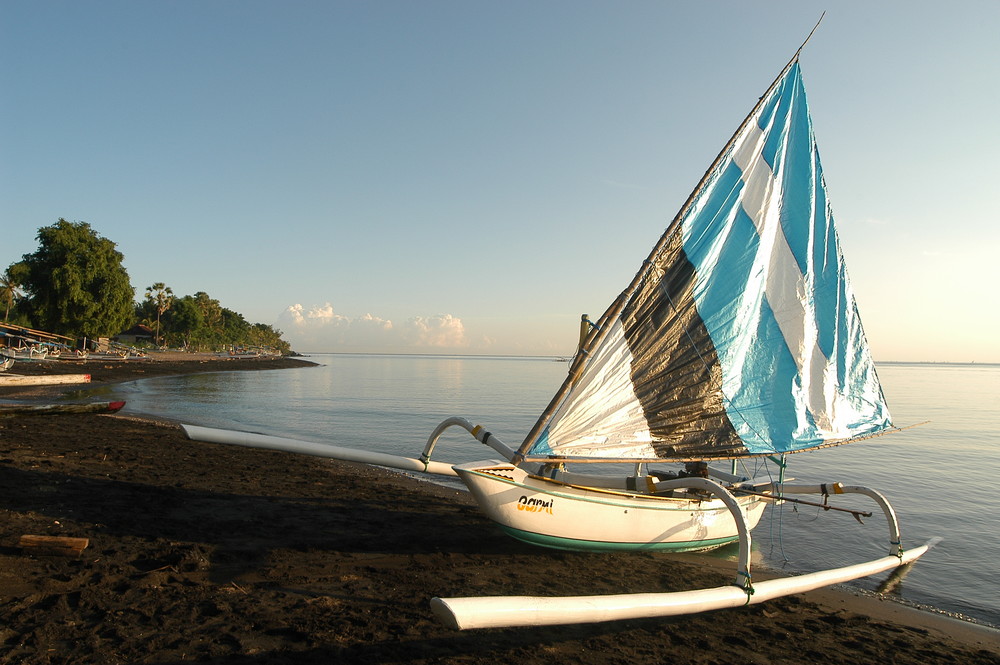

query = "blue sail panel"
[679,63,891,453]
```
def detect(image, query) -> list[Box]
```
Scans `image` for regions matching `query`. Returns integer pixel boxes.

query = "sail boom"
[521,424,901,465]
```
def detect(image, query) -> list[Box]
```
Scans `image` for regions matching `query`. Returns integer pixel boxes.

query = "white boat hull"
[454,461,767,552]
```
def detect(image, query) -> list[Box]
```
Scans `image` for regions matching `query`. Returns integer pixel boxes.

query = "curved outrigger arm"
[769,483,905,557]
[420,417,518,467]
[660,477,756,589]
[639,479,909,590]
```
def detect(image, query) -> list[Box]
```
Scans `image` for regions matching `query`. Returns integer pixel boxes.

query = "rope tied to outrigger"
[736,569,755,605]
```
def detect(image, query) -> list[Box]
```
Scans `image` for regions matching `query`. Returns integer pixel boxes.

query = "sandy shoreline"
[1,357,997,663]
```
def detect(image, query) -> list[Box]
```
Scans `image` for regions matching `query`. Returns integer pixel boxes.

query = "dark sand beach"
[1,356,997,664]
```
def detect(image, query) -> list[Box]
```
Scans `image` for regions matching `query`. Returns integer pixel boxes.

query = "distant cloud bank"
[276,303,469,353]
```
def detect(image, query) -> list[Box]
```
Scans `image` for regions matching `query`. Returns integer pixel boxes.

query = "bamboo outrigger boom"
[182,424,460,476]
[431,538,938,630]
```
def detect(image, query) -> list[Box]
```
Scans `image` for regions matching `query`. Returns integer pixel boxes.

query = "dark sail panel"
[620,228,747,459]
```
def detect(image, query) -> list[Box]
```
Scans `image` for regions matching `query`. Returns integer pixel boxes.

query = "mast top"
[796,12,826,60]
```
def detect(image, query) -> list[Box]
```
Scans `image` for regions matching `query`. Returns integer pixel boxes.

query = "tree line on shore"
[1,219,290,354]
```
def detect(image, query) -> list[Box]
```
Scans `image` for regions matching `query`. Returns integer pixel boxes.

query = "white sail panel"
[729,92,837,433]
[680,63,890,452]
[534,318,655,458]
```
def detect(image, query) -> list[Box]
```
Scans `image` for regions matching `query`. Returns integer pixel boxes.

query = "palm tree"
[0,269,23,322]
[144,282,174,347]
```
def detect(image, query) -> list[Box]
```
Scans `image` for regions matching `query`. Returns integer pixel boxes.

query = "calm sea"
[96,354,999,627]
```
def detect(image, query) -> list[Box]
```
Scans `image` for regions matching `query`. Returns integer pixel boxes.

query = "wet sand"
[1,356,997,663]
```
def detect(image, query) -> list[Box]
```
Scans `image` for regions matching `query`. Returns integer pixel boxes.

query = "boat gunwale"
[461,465,767,511]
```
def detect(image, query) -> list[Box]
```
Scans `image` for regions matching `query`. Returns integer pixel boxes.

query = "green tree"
[13,219,134,338]
[144,282,174,347]
[221,308,249,340]
[248,322,291,354]
[188,292,223,349]
[157,292,290,353]
[193,292,221,331]
[163,296,203,349]
[0,267,24,322]
[133,302,156,328]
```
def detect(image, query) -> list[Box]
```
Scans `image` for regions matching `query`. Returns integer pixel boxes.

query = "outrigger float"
[183,22,936,629]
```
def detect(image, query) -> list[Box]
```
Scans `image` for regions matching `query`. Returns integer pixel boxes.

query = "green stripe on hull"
[499,526,738,553]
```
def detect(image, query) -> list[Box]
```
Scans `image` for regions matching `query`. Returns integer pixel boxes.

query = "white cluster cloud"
[276,303,469,353]
[400,313,466,348]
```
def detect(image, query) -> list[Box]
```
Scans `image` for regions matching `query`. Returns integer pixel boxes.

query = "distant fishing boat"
[218,346,262,359]
[0,401,124,417]
[0,323,78,362]
[0,344,47,361]
[184,20,936,630]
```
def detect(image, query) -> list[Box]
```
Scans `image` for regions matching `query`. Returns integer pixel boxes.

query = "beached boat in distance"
[1,323,82,362]
[0,401,124,417]
[0,344,47,361]
[184,19,936,629]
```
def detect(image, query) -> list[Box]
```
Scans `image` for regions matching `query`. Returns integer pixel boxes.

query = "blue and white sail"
[519,61,891,463]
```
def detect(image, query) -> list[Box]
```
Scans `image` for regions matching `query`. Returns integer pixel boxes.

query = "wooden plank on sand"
[18,535,90,557]
[0,374,91,386]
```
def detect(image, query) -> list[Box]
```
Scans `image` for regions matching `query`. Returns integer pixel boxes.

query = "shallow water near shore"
[103,354,1000,628]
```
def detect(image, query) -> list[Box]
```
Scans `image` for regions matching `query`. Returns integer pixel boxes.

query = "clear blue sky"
[3,1,997,361]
